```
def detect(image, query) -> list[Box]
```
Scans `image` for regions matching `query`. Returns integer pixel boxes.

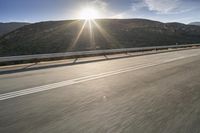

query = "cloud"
[111,12,130,19]
[132,1,146,11]
[72,0,108,19]
[87,0,131,19]
[144,0,181,13]
[87,0,108,17]
[131,0,196,14]
[89,0,108,10]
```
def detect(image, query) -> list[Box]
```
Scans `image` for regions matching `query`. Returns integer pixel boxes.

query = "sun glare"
[79,7,99,20]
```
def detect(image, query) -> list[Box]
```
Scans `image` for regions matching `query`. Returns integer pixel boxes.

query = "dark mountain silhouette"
[0,22,30,37]
[189,22,200,26]
[0,19,200,56]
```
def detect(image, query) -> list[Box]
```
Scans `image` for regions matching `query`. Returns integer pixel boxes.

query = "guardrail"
[0,44,200,63]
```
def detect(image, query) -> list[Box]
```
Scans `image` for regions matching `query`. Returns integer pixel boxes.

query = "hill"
[0,19,200,56]
[189,22,200,26]
[0,22,30,37]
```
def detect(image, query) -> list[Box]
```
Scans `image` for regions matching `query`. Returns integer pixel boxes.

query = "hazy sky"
[0,0,200,23]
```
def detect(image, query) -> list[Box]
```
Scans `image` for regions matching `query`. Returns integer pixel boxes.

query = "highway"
[1,48,200,133]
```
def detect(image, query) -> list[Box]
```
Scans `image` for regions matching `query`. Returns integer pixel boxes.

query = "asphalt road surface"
[1,49,200,133]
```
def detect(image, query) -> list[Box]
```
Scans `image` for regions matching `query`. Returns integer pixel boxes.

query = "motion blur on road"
[1,48,200,133]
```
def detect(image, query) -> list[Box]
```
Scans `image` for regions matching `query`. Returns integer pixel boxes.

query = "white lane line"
[0,54,199,101]
[165,57,186,62]
[0,64,153,101]
[165,54,199,63]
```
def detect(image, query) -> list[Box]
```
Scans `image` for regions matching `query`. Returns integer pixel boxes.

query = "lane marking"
[0,54,200,101]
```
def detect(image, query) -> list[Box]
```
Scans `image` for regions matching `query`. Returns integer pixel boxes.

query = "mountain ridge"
[189,22,200,26]
[0,19,200,56]
[0,22,30,37]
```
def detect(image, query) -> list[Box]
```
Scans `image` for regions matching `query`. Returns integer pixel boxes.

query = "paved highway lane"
[1,49,200,94]
[1,49,200,133]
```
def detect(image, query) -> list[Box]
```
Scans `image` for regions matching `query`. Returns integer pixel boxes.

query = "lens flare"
[79,7,99,20]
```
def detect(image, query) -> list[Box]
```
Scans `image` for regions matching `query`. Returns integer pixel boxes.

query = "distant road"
[1,49,200,133]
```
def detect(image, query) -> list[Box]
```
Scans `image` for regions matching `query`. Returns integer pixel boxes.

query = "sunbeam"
[68,19,121,51]
[92,20,120,48]
[69,20,87,50]
[88,20,96,49]
[79,7,99,20]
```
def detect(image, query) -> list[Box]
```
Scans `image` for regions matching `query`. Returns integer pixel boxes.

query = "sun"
[79,7,99,20]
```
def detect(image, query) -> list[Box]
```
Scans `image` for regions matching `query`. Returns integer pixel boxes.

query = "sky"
[0,0,200,23]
